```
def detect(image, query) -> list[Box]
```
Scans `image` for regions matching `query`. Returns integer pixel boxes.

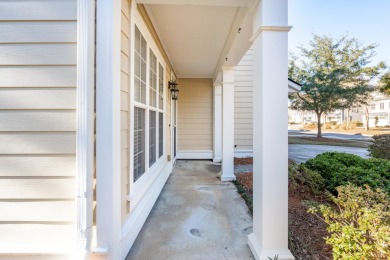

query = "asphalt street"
[288,128,371,163]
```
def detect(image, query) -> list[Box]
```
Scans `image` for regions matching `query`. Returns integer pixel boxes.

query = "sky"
[288,0,390,67]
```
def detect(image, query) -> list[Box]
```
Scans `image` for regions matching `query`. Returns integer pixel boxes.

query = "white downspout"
[74,0,95,258]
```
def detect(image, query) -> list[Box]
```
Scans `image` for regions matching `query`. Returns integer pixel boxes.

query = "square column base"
[219,171,236,181]
[220,175,236,181]
[213,157,222,163]
[248,233,295,260]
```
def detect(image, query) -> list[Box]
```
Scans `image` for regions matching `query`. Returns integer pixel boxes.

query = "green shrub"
[288,162,325,195]
[368,134,390,160]
[309,185,390,260]
[303,152,390,194]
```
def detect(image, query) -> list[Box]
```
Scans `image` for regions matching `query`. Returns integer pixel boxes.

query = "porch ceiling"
[145,4,251,78]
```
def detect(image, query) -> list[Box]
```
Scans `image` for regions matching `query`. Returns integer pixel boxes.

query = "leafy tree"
[289,35,386,137]
[379,71,390,95]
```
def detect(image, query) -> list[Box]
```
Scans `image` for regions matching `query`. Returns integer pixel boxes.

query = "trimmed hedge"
[303,152,390,194]
[368,134,390,160]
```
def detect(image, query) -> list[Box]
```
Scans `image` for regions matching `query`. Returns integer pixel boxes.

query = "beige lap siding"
[177,78,213,154]
[121,0,131,224]
[234,47,253,152]
[0,0,77,252]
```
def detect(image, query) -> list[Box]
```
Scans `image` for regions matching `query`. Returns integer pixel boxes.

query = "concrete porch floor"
[126,160,254,259]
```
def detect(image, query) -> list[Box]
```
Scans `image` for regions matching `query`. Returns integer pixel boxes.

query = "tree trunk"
[316,112,322,137]
[347,109,350,126]
[365,105,370,130]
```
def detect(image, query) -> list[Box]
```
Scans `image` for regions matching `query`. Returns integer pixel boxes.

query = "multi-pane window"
[134,27,147,103]
[159,64,164,110]
[159,112,163,158]
[149,51,157,107]
[380,102,384,109]
[149,111,157,166]
[133,25,165,182]
[134,108,145,181]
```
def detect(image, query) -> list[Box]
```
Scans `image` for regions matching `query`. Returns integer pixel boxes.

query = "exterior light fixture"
[168,80,179,100]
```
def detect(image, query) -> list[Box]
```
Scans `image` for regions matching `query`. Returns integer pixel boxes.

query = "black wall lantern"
[168,80,179,100]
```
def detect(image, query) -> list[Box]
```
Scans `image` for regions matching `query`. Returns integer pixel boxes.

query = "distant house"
[363,94,390,127]
[288,106,365,126]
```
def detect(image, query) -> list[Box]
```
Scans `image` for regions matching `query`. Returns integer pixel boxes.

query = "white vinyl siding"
[0,0,77,252]
[178,78,213,153]
[121,0,131,222]
[234,48,253,152]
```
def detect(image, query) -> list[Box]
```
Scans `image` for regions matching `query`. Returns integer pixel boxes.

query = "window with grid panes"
[158,64,164,158]
[134,107,145,181]
[133,25,165,182]
[159,112,163,157]
[149,111,157,166]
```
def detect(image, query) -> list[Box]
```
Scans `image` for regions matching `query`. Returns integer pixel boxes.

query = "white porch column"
[213,82,222,163]
[221,67,236,181]
[248,0,294,259]
[95,0,122,259]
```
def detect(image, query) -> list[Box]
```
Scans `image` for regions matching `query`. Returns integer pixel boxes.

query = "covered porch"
[127,160,253,259]
[95,0,292,259]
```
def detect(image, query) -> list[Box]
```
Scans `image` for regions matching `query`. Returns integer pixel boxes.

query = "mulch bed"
[234,159,332,260]
[234,157,253,165]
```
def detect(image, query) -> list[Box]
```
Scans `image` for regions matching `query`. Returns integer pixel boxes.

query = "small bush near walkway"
[303,152,390,194]
[368,134,390,160]
[234,153,390,259]
[309,185,390,260]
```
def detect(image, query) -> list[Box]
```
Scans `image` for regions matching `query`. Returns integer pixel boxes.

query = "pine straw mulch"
[234,159,332,260]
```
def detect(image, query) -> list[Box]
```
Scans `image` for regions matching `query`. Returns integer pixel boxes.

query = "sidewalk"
[126,160,253,260]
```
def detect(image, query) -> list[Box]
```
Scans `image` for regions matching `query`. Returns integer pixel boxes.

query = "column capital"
[222,68,235,85]
[213,81,222,87]
[214,85,222,96]
[250,25,292,42]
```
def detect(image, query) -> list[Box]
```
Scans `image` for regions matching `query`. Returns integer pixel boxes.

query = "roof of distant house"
[288,78,302,93]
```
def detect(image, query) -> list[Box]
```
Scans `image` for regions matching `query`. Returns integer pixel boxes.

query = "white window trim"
[128,10,167,210]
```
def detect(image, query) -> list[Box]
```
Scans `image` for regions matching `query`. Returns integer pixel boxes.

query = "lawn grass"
[304,127,390,136]
[288,136,368,148]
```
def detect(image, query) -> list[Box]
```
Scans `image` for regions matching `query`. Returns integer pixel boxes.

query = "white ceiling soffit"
[137,0,252,7]
[145,3,252,78]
